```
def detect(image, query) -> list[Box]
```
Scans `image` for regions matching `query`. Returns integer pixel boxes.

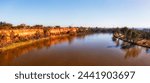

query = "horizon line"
[1,21,150,28]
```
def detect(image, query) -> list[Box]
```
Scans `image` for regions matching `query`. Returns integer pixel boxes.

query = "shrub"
[0,32,8,47]
[10,31,15,41]
[34,31,42,39]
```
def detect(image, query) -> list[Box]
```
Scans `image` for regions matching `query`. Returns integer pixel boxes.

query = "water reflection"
[0,34,86,65]
[107,37,120,48]
[112,37,120,47]
[146,48,150,53]
[112,37,149,59]
[124,47,142,59]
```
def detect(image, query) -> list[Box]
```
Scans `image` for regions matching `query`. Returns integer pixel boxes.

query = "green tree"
[120,27,128,35]
[131,31,139,43]
[126,29,132,42]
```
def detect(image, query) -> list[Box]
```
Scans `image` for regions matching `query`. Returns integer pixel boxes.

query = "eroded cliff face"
[0,27,79,47]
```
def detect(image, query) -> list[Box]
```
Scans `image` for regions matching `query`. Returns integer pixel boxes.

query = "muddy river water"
[0,33,150,66]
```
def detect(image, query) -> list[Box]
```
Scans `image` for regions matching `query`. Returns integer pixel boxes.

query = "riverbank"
[0,32,92,52]
[113,33,150,48]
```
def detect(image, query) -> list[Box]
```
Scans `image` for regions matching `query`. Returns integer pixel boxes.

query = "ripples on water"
[0,33,150,66]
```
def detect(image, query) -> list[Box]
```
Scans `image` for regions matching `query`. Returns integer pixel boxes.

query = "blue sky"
[0,0,150,27]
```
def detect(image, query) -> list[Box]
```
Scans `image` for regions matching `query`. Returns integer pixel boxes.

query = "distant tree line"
[0,22,115,33]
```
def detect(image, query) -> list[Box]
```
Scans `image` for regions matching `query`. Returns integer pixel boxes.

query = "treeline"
[0,22,115,34]
[89,28,115,33]
[0,22,114,31]
[114,27,150,43]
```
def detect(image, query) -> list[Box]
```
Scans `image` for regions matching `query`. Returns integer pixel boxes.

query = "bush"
[0,32,8,47]
[43,28,50,37]
[34,31,43,39]
[10,31,15,41]
[13,34,20,43]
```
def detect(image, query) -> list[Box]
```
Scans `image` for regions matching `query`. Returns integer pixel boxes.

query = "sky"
[0,0,150,27]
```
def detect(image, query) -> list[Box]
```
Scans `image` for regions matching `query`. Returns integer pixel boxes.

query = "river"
[0,33,150,66]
